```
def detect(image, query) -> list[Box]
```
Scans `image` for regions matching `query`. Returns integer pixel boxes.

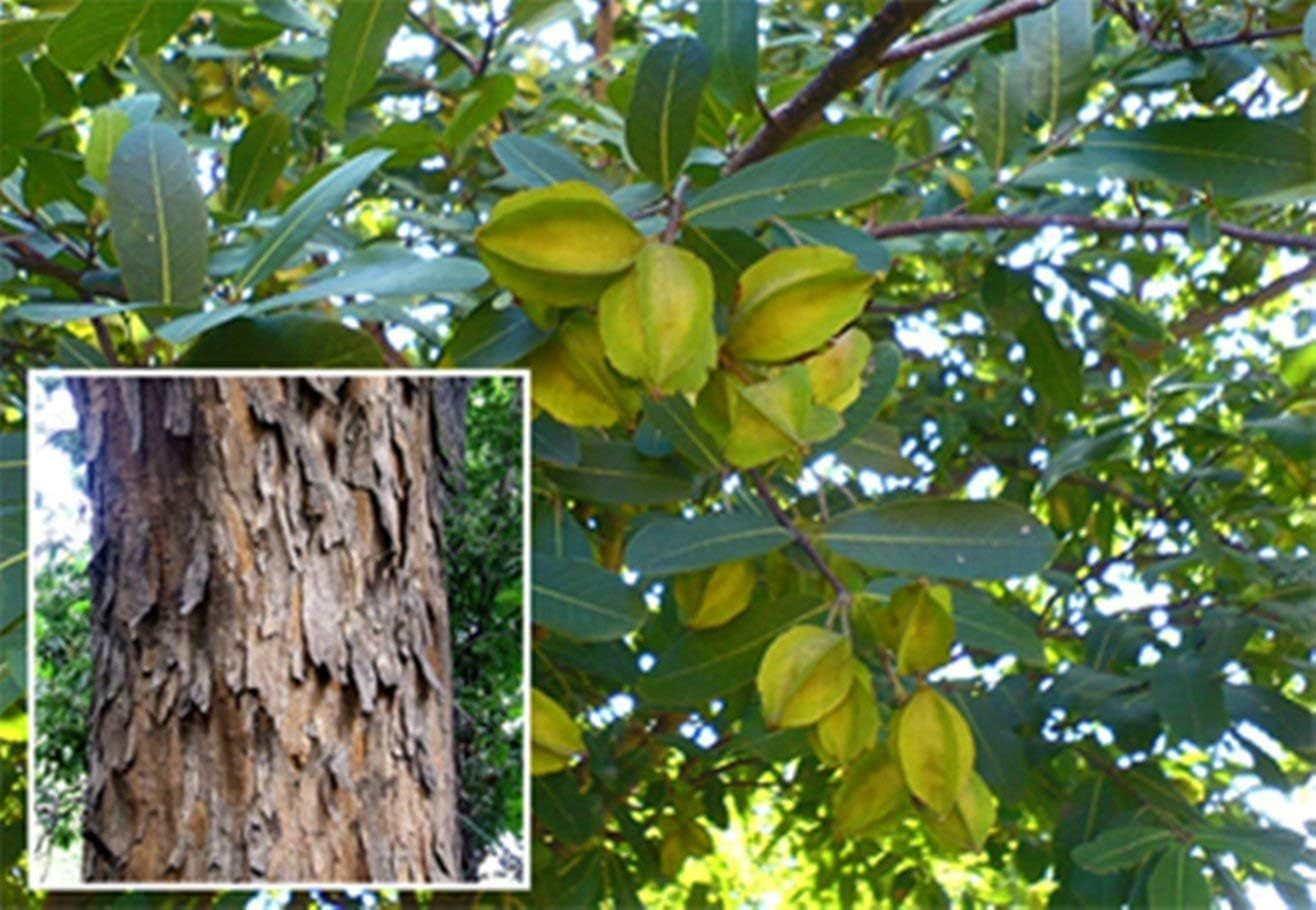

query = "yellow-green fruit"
[525,313,640,427]
[811,660,880,765]
[531,687,585,776]
[599,243,717,394]
[805,327,872,410]
[893,685,975,816]
[921,771,997,852]
[475,181,644,307]
[700,365,842,468]
[659,820,713,878]
[725,246,873,363]
[891,583,955,675]
[832,747,911,839]
[756,624,854,728]
[673,560,756,629]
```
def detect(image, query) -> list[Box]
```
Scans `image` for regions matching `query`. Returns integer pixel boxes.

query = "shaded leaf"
[697,0,758,113]
[491,133,603,188]
[445,302,551,368]
[178,314,386,367]
[1072,826,1175,873]
[543,441,694,506]
[625,510,792,576]
[322,0,407,128]
[227,110,292,213]
[625,36,710,188]
[532,554,646,641]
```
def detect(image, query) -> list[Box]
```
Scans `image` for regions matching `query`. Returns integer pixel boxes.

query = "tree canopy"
[1,0,1314,905]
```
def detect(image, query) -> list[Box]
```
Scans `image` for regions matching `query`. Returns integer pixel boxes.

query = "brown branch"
[876,0,1057,67]
[748,469,850,604]
[725,0,937,173]
[3,238,123,365]
[661,175,691,244]
[1171,260,1316,341]
[407,8,479,73]
[866,213,1316,252]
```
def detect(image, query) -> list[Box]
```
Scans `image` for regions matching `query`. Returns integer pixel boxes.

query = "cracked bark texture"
[70,376,461,883]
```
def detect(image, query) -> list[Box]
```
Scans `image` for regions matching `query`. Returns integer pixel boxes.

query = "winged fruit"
[756,624,854,728]
[531,687,585,776]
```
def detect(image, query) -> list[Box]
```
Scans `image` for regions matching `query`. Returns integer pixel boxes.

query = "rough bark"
[70,376,461,883]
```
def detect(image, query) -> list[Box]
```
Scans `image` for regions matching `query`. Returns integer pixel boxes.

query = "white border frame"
[27,368,532,893]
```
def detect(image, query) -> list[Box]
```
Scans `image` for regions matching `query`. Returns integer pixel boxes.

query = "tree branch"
[1171,260,1316,341]
[876,0,1056,67]
[866,213,1316,252]
[407,8,480,74]
[725,0,937,173]
[2,237,123,365]
[748,470,850,605]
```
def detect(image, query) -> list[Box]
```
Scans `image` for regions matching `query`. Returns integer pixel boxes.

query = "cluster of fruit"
[474,181,874,468]
[758,584,997,850]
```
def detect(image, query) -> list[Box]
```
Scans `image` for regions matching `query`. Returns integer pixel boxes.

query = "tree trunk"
[70,375,461,883]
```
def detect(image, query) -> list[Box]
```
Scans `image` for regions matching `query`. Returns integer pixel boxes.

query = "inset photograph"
[28,370,528,889]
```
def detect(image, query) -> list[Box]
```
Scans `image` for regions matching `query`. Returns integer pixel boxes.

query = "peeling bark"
[71,376,462,883]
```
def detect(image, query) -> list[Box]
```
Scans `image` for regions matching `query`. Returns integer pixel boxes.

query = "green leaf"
[638,596,823,705]
[446,74,517,152]
[771,218,890,274]
[625,511,792,576]
[822,499,1056,580]
[491,133,604,189]
[234,148,393,292]
[1022,102,1316,201]
[0,59,43,157]
[697,0,758,113]
[47,0,198,71]
[534,774,604,845]
[1018,310,1082,411]
[532,499,593,560]
[531,416,581,468]
[321,0,407,129]
[625,36,710,189]
[1246,415,1316,463]
[1015,0,1092,125]
[1305,6,1316,57]
[973,53,1029,171]
[838,422,918,477]
[1072,826,1175,874]
[532,554,646,641]
[85,105,133,186]
[254,245,488,310]
[1224,684,1315,758]
[0,707,25,743]
[445,302,551,368]
[642,396,723,472]
[953,588,1046,666]
[948,690,1028,805]
[543,441,694,506]
[1039,425,1130,493]
[178,314,386,367]
[825,339,901,450]
[0,433,24,629]
[1193,826,1306,882]
[1146,846,1211,908]
[0,15,58,63]
[107,124,209,305]
[685,137,897,229]
[6,301,177,325]
[227,110,292,213]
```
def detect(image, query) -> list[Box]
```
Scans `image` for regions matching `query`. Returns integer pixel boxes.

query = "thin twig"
[1171,260,1316,341]
[876,0,1057,67]
[661,175,691,244]
[748,470,850,606]
[407,8,479,73]
[865,213,1316,252]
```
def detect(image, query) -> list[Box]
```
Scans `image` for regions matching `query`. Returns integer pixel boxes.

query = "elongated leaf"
[227,110,292,213]
[445,302,551,367]
[0,16,58,63]
[625,36,710,189]
[1072,826,1174,873]
[625,511,792,576]
[1016,0,1092,125]
[1019,310,1082,411]
[446,74,516,151]
[1022,102,1316,201]
[973,53,1029,171]
[0,433,24,631]
[1152,655,1228,746]
[544,441,694,506]
[698,0,758,113]
[531,416,581,468]
[1146,847,1211,908]
[1306,6,1316,57]
[638,596,823,705]
[178,314,386,367]
[492,133,603,188]
[85,106,132,185]
[235,148,393,291]
[322,0,407,128]
[953,588,1046,666]
[255,245,487,309]
[1224,684,1315,758]
[0,60,43,155]
[838,422,917,477]
[107,124,208,305]
[643,396,723,471]
[47,0,198,71]
[1039,426,1130,494]
[532,499,593,560]
[533,554,646,641]
[771,218,890,274]
[685,138,897,228]
[1194,826,1306,882]
[948,690,1028,805]
[823,499,1055,580]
